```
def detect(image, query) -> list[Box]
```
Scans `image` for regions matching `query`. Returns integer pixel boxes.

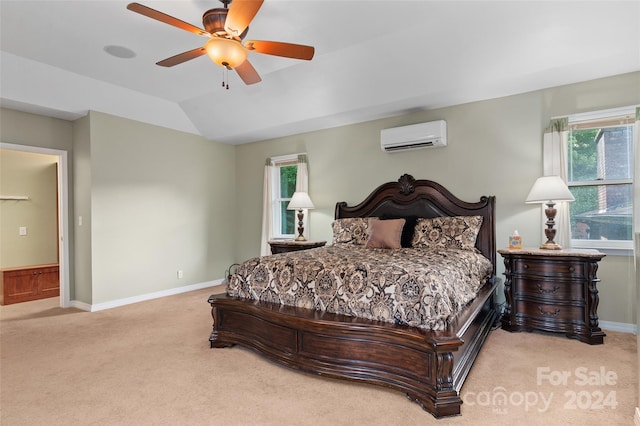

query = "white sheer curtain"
[634,107,640,267]
[542,117,571,248]
[259,154,310,255]
[295,154,310,239]
[633,106,640,416]
[260,158,274,256]
[295,154,309,192]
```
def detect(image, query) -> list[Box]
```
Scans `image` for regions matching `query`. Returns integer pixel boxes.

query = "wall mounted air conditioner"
[380,120,447,152]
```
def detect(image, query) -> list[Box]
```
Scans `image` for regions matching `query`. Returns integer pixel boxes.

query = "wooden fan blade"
[235,60,262,85]
[244,40,314,60]
[127,3,209,37]
[156,47,207,67]
[224,0,264,37]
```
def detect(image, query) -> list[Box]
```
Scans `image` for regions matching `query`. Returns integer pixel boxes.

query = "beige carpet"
[1,287,636,425]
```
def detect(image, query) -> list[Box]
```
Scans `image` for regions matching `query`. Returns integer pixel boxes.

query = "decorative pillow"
[411,216,483,250]
[365,218,405,249]
[380,214,418,248]
[332,218,370,245]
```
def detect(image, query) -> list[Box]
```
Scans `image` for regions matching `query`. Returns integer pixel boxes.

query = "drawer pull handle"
[568,267,575,272]
[523,264,529,269]
[537,284,559,294]
[537,306,560,317]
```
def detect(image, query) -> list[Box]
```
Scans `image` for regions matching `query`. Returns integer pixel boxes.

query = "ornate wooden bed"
[208,174,498,418]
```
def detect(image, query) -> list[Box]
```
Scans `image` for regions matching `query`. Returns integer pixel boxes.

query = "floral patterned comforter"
[227,245,493,330]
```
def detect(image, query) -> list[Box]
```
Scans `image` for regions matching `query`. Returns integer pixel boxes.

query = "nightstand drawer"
[514,278,584,301]
[513,300,585,323]
[513,258,585,278]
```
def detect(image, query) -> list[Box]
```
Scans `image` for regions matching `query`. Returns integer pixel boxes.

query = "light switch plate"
[19,226,27,236]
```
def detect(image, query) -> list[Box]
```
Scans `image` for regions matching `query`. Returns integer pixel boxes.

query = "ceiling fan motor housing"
[202,8,248,39]
[203,9,226,33]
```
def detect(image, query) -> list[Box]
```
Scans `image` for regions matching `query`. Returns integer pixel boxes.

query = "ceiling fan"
[126,0,315,86]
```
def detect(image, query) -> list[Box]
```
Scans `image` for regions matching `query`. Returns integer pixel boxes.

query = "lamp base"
[295,209,306,241]
[540,241,562,250]
[539,201,562,250]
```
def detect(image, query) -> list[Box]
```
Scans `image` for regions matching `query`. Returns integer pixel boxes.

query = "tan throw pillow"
[366,218,405,249]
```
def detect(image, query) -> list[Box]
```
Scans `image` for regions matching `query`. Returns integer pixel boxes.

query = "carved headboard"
[334,174,497,272]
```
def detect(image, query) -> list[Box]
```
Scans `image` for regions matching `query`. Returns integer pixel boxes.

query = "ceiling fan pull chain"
[221,68,230,90]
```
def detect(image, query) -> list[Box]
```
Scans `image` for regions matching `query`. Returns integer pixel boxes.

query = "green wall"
[0,150,58,268]
[0,108,74,296]
[235,71,640,326]
[1,108,236,306]
[0,71,637,326]
[0,109,73,152]
[75,111,237,304]
[72,115,91,303]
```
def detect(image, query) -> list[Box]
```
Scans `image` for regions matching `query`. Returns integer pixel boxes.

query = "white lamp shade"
[525,176,575,204]
[287,192,315,210]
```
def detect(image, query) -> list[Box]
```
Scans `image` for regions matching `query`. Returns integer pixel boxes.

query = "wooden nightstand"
[268,240,326,255]
[498,247,606,345]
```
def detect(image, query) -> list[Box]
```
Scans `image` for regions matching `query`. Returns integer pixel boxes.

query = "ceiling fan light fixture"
[128,1,313,85]
[205,37,247,68]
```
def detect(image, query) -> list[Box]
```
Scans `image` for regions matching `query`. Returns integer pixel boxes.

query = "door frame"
[1,142,70,308]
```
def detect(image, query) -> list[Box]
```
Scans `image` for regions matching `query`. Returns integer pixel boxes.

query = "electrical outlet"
[19,226,27,236]
[177,270,184,279]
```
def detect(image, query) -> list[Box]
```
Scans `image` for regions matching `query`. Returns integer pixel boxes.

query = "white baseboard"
[69,300,91,311]
[70,279,225,312]
[599,320,637,334]
[67,290,640,336]
[634,407,640,426]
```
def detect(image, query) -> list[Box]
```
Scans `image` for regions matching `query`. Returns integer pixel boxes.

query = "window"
[567,108,635,250]
[271,155,298,239]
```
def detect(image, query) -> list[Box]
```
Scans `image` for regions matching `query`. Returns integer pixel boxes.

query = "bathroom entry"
[0,149,59,305]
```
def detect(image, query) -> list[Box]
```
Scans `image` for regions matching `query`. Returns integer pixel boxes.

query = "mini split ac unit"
[380,120,447,152]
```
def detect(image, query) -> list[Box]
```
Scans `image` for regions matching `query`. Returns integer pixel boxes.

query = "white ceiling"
[1,0,639,144]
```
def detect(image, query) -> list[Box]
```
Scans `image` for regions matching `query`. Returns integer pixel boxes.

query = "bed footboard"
[208,278,498,418]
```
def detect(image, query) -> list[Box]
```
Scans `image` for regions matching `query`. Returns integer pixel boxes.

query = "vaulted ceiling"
[1,1,639,144]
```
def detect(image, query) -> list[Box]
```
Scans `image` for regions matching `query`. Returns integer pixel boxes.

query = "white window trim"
[568,106,636,125]
[270,154,299,240]
[567,106,636,255]
[571,239,633,256]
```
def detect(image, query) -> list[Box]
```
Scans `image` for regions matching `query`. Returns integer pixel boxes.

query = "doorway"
[0,143,70,308]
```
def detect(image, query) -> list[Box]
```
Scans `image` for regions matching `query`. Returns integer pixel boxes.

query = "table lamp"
[287,191,315,241]
[525,176,575,250]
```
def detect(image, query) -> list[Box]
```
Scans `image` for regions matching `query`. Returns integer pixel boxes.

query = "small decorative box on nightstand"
[498,247,606,345]
[268,240,326,255]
